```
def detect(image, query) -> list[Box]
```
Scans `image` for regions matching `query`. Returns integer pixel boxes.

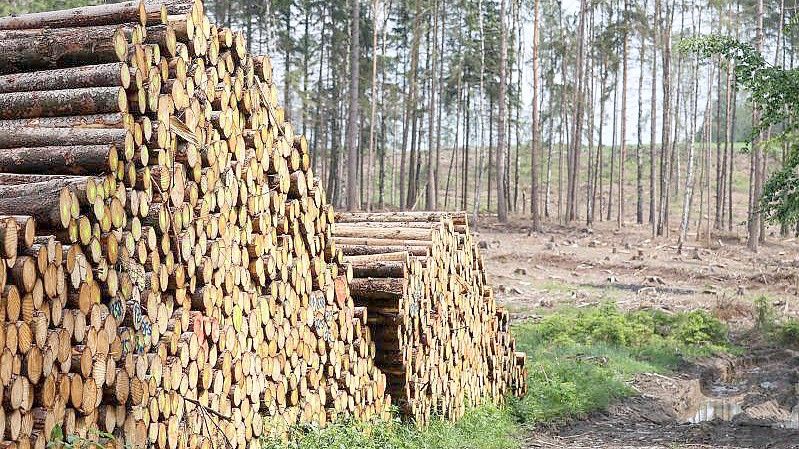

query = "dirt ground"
[476,217,799,449]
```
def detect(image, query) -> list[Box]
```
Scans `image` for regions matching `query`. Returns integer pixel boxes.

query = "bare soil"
[476,217,799,449]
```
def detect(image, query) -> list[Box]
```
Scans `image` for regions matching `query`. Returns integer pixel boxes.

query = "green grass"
[261,406,519,449]
[261,304,733,449]
[508,304,732,424]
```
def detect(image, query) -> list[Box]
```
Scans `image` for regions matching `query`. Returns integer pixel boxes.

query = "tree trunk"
[748,0,764,251]
[367,0,380,211]
[618,0,629,227]
[635,4,647,225]
[530,0,541,231]
[426,0,438,211]
[497,0,508,222]
[345,0,361,210]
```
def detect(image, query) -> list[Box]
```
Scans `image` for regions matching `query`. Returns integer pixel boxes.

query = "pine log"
[0,113,130,129]
[348,278,406,300]
[0,63,131,94]
[0,26,131,74]
[0,87,127,119]
[0,127,131,151]
[0,1,161,30]
[0,145,116,175]
[349,261,406,278]
[0,178,84,228]
[339,245,429,257]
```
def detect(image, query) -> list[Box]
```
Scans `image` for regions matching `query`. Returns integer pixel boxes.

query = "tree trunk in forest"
[566,0,588,223]
[748,0,764,251]
[496,0,509,222]
[678,32,702,249]
[426,1,438,211]
[618,0,629,227]
[656,0,672,237]
[649,2,658,232]
[345,0,361,210]
[367,0,380,211]
[529,0,541,230]
[635,5,646,225]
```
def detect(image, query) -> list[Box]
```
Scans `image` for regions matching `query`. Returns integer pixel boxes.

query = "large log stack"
[0,1,389,448]
[334,212,527,425]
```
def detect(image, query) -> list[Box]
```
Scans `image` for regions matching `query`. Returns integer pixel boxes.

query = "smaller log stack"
[334,212,527,425]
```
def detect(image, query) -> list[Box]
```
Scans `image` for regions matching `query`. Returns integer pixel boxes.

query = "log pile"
[0,1,390,448]
[334,212,527,425]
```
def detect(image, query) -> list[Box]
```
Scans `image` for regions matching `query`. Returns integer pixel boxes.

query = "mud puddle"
[528,347,799,448]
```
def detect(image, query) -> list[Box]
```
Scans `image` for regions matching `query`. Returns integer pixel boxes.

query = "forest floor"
[479,217,799,449]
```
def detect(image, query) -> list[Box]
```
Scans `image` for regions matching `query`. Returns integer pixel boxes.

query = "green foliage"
[773,318,799,346]
[508,305,732,424]
[260,407,519,449]
[754,295,777,332]
[680,34,799,225]
[47,425,123,449]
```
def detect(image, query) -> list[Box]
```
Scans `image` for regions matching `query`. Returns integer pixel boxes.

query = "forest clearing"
[1,0,799,448]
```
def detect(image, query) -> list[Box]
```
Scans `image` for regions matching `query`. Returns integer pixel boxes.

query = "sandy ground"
[475,217,799,449]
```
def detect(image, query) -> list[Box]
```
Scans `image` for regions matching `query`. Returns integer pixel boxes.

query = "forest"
[189,0,791,253]
[2,0,793,250]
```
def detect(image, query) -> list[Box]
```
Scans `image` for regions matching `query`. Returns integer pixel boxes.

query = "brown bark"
[0,63,130,94]
[0,26,132,74]
[0,87,127,119]
[0,113,130,129]
[0,179,81,228]
[0,1,162,30]
[0,127,130,150]
[0,145,116,175]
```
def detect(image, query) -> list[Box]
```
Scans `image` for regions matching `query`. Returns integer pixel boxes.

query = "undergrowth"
[260,304,733,449]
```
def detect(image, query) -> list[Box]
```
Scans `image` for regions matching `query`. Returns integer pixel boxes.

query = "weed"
[261,406,519,449]
[774,318,799,346]
[754,296,777,332]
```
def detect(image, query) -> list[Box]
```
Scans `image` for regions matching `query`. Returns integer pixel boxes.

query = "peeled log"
[0,26,130,74]
[0,1,162,30]
[0,87,127,119]
[0,145,116,175]
[0,63,131,94]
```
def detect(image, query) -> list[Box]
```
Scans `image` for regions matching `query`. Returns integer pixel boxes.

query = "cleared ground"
[479,218,799,449]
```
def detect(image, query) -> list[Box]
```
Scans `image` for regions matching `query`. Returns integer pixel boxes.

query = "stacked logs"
[0,1,389,448]
[334,211,527,425]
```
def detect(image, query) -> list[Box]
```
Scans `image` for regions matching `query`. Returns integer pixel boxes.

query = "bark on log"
[0,128,131,151]
[348,278,407,300]
[0,113,130,129]
[0,145,116,175]
[0,63,131,94]
[0,87,127,119]
[0,179,80,228]
[0,26,130,74]
[350,261,406,278]
[0,1,161,30]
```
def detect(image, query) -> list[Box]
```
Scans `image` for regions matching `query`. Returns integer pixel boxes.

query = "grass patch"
[508,304,732,424]
[261,406,519,449]
[261,304,732,449]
